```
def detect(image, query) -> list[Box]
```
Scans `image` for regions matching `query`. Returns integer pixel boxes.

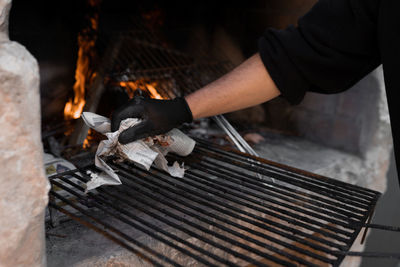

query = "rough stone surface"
[0,1,49,266]
[0,0,11,41]
[262,67,383,156]
[255,68,392,267]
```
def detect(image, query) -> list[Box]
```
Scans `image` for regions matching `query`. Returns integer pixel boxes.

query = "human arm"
[111,53,280,143]
[112,0,381,144]
[185,53,280,120]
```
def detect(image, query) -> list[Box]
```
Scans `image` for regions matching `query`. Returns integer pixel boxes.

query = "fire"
[64,0,100,120]
[119,80,164,100]
[83,137,90,149]
[82,129,94,149]
[64,98,86,120]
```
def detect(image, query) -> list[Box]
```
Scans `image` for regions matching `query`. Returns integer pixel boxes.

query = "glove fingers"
[118,120,151,144]
[111,101,145,132]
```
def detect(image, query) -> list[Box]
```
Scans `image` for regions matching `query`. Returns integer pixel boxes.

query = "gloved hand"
[111,96,193,144]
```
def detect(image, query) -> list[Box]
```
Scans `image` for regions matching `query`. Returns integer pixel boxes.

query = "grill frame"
[48,138,380,267]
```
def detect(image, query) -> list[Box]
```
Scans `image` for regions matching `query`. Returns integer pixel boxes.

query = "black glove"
[111,96,193,144]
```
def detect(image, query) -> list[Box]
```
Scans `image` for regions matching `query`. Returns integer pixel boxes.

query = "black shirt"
[258,0,400,186]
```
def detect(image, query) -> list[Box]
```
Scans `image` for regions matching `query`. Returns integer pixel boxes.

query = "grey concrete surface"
[360,151,400,267]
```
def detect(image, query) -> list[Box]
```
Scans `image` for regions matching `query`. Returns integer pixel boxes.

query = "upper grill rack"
[93,15,236,99]
[48,138,380,267]
[72,16,256,154]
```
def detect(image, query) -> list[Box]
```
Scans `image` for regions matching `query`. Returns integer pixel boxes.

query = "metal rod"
[53,177,279,267]
[182,168,353,238]
[49,191,180,267]
[50,179,226,267]
[213,116,247,152]
[110,162,351,247]
[337,251,400,259]
[194,143,374,208]
[47,136,380,267]
[74,171,337,263]
[216,115,259,156]
[100,165,346,250]
[194,138,378,198]
[185,154,365,221]
[363,223,400,232]
[184,158,362,226]
[190,154,367,216]
[98,186,324,266]
[92,185,308,266]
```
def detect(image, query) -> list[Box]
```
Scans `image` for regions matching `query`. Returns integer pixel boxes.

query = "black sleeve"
[258,0,381,104]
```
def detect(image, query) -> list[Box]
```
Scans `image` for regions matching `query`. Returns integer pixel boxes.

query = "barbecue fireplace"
[2,0,395,266]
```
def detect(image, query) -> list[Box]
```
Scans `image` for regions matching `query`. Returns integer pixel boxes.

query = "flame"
[82,129,94,149]
[63,34,96,120]
[64,0,100,120]
[83,138,90,149]
[119,80,164,100]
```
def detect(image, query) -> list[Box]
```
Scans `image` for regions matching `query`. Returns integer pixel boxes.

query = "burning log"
[119,80,164,100]
[64,0,101,121]
[68,38,122,146]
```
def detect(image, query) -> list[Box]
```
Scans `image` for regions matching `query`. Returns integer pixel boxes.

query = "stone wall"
[0,0,49,266]
[291,69,381,156]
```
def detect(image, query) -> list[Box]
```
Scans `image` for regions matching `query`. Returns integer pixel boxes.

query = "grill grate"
[96,16,236,99]
[48,138,380,266]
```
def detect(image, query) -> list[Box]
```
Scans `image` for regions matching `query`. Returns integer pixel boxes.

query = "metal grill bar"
[194,139,379,196]
[183,159,360,226]
[52,174,294,267]
[192,141,375,210]
[110,161,346,250]
[137,160,352,241]
[185,155,364,221]
[48,193,178,267]
[68,176,301,267]
[51,180,233,267]
[95,169,333,264]
[193,141,375,207]
[48,139,380,266]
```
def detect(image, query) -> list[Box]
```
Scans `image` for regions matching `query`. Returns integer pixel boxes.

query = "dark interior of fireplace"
[10,0,261,123]
[10,0,382,158]
[10,0,275,156]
